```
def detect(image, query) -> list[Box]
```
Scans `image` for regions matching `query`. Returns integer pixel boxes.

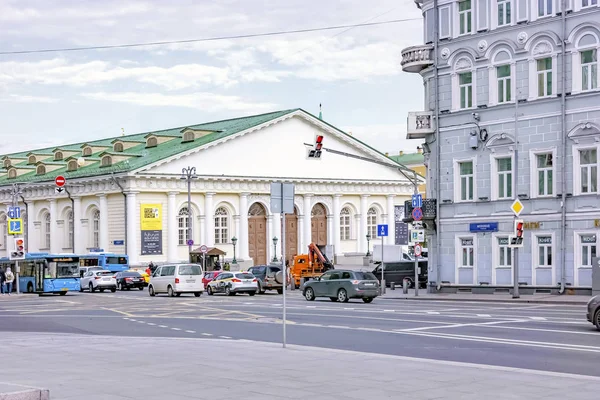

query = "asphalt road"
[0,289,597,377]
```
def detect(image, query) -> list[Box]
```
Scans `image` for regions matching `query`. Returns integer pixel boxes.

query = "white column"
[233,215,240,261]
[49,199,59,253]
[298,215,305,252]
[267,215,273,263]
[333,194,341,256]
[98,194,109,251]
[199,216,206,246]
[238,193,249,260]
[359,195,369,253]
[167,192,178,262]
[26,200,37,253]
[327,214,333,246]
[73,197,83,254]
[386,195,396,246]
[303,194,312,248]
[126,192,138,265]
[204,192,215,248]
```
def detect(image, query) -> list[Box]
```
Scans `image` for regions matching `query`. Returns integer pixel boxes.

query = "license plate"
[186,280,195,283]
[364,283,374,286]
[102,278,111,281]
[244,280,251,283]
[61,288,68,291]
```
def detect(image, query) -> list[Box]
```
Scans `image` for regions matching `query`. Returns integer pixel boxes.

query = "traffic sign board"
[200,245,208,253]
[412,207,423,221]
[187,239,194,246]
[410,229,425,243]
[7,206,21,219]
[377,224,388,237]
[511,199,524,216]
[55,175,66,187]
[7,218,23,235]
[414,243,423,257]
[55,187,65,194]
[412,194,423,208]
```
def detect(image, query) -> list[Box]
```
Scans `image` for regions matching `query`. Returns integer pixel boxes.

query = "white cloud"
[81,91,277,113]
[0,94,58,103]
[343,124,423,154]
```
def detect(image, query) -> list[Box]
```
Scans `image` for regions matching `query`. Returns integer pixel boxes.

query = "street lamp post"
[231,236,238,264]
[366,233,371,256]
[272,237,279,262]
[181,167,197,255]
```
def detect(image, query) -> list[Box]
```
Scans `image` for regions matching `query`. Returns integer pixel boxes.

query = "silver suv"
[248,265,283,294]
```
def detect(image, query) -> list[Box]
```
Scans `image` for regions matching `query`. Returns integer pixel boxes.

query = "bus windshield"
[56,262,79,278]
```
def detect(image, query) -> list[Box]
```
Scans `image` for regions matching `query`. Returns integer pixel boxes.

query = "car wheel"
[329,297,337,302]
[595,309,600,332]
[100,288,105,293]
[139,287,144,291]
[148,285,155,297]
[248,291,255,296]
[117,282,122,291]
[89,283,95,293]
[304,287,315,301]
[110,288,116,293]
[337,289,349,303]
[176,293,181,297]
[167,286,175,297]
[78,284,83,293]
[225,286,234,296]
[194,292,201,297]
[363,297,374,303]
[28,283,34,293]
[207,286,213,296]
[277,288,283,295]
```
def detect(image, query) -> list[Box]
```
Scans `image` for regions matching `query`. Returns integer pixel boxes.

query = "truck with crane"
[289,243,334,288]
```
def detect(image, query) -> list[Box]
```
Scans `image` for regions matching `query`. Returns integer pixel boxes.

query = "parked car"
[148,264,204,297]
[202,271,222,288]
[206,271,258,296]
[129,268,150,284]
[372,260,428,288]
[80,270,117,293]
[587,295,600,331]
[302,269,379,303]
[78,266,103,278]
[248,265,283,294]
[115,271,146,291]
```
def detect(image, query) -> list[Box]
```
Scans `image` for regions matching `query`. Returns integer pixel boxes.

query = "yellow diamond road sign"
[511,199,524,217]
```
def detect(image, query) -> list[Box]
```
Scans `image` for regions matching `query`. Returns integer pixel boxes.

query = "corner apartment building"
[401,0,600,294]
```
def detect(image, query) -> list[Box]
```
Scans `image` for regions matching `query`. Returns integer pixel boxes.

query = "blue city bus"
[78,253,129,273]
[0,253,80,295]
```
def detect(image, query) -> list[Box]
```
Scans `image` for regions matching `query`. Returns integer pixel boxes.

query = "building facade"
[0,109,414,267]
[402,0,600,293]
[388,149,427,195]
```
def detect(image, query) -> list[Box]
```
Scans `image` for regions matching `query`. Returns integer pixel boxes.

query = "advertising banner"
[141,204,162,255]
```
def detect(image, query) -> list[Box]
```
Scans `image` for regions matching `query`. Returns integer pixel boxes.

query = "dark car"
[115,271,146,291]
[302,269,379,303]
[372,260,428,289]
[248,265,283,294]
[586,295,600,331]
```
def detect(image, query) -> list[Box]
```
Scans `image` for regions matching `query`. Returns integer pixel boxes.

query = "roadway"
[0,290,597,377]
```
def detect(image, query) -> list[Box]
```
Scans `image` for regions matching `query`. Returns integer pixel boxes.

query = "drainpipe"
[19,195,28,252]
[433,0,441,291]
[64,186,75,251]
[111,173,128,255]
[559,0,567,294]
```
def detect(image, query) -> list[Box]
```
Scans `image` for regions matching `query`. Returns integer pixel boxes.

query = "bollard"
[390,282,395,290]
[403,279,408,294]
[380,279,386,295]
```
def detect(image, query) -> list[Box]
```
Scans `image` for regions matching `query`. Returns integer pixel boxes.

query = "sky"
[0,0,425,156]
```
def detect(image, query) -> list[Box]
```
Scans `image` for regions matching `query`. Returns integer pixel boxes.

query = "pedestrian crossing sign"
[7,218,23,235]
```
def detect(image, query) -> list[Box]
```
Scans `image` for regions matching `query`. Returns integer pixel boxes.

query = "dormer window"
[82,147,92,156]
[101,156,112,167]
[67,160,78,172]
[36,165,46,175]
[54,151,63,161]
[146,137,158,148]
[8,169,16,179]
[183,131,195,143]
[113,142,124,152]
[3,160,10,168]
[28,155,36,164]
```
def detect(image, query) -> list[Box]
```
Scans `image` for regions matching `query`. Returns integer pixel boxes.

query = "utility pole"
[9,183,26,295]
[513,95,520,299]
[181,167,197,255]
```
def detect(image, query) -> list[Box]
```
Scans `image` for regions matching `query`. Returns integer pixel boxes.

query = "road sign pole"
[281,183,287,349]
[414,243,419,297]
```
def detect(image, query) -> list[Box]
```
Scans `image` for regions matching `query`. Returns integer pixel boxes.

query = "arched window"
[340,207,352,241]
[113,142,124,152]
[36,165,46,175]
[67,160,78,171]
[146,137,158,148]
[8,169,17,179]
[178,207,192,245]
[214,207,229,244]
[367,207,378,239]
[54,151,63,161]
[183,131,195,142]
[3,159,11,168]
[66,210,74,250]
[92,210,100,248]
[0,213,6,249]
[43,213,51,249]
[101,156,112,167]
[572,31,599,94]
[28,155,36,164]
[82,147,92,156]
[452,56,476,111]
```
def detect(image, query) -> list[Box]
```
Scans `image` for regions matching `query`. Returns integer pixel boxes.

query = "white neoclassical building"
[0,109,416,267]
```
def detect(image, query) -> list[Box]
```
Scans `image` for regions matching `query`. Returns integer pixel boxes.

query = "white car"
[80,270,117,293]
[148,264,204,297]
[206,271,259,296]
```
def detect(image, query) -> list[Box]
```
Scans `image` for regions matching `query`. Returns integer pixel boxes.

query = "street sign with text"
[377,224,388,237]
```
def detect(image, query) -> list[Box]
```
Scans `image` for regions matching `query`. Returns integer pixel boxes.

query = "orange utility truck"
[289,243,334,288]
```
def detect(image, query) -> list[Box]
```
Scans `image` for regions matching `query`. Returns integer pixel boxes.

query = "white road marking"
[344,308,355,310]
[122,317,130,320]
[306,306,317,308]
[201,333,212,336]
[299,323,323,327]
[383,310,395,312]
[147,323,155,326]
[530,317,547,320]
[129,319,137,322]
[398,320,525,332]
[219,336,232,339]
[477,314,491,317]
[171,328,181,331]
[185,330,196,333]
[480,324,600,336]
[158,325,168,328]
[426,311,439,315]
[327,325,350,329]
[137,321,145,323]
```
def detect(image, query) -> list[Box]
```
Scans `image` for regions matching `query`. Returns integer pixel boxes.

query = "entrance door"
[248,203,267,266]
[285,209,298,264]
[311,203,328,246]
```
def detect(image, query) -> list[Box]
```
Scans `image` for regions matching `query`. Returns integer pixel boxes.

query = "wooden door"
[285,213,298,264]
[248,203,267,265]
[311,203,328,246]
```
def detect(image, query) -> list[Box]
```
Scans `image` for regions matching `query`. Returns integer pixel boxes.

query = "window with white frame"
[537,57,553,97]
[581,49,598,91]
[535,153,554,196]
[538,0,553,16]
[367,207,378,239]
[459,238,474,267]
[92,210,100,248]
[582,0,598,8]
[178,207,191,245]
[497,237,513,267]
[497,64,512,103]
[579,148,598,194]
[43,213,51,249]
[537,236,553,267]
[214,207,229,244]
[579,234,597,268]
[459,72,473,109]
[496,157,513,199]
[458,0,472,35]
[458,161,474,201]
[340,207,351,240]
[497,0,512,26]
[67,211,73,249]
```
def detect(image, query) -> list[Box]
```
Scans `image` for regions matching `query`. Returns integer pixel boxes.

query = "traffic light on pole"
[307,134,324,159]
[10,237,25,260]
[510,220,524,247]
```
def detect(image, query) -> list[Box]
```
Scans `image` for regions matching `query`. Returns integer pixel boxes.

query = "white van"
[148,264,204,297]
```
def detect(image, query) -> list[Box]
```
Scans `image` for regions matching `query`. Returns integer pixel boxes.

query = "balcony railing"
[400,45,434,73]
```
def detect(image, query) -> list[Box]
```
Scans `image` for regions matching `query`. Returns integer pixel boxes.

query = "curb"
[380,296,588,305]
[0,388,49,400]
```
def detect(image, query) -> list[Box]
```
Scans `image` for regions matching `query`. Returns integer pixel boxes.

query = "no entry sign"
[55,176,66,187]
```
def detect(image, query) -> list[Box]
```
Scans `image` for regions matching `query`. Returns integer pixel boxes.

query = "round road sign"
[186,239,194,246]
[412,207,423,221]
[200,245,208,253]
[55,176,66,187]
[414,243,423,257]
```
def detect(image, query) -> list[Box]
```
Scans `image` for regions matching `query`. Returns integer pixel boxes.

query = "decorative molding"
[312,195,333,214]
[517,32,528,45]
[532,41,552,56]
[247,194,272,214]
[440,48,450,59]
[477,40,488,52]
[455,57,472,71]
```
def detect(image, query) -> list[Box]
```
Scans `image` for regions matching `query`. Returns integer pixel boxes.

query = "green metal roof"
[388,152,424,165]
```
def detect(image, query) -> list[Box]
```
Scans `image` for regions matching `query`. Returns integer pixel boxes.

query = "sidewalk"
[1,333,599,400]
[380,289,590,305]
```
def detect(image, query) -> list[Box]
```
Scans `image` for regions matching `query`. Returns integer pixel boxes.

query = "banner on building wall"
[394,205,408,246]
[140,204,163,255]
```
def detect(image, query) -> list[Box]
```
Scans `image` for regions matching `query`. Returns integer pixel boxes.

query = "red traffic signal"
[308,135,324,159]
[10,238,25,260]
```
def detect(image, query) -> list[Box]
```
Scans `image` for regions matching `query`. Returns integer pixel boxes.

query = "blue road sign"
[7,206,21,219]
[411,194,423,208]
[8,218,23,235]
[113,240,124,246]
[187,239,194,246]
[412,207,423,221]
[377,224,388,237]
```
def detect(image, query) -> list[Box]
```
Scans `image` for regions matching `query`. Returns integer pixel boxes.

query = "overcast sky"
[0,0,424,156]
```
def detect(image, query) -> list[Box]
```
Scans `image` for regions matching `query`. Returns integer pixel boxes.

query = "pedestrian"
[4,267,14,295]
[0,267,6,295]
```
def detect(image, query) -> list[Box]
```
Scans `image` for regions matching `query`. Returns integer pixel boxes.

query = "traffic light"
[10,237,25,260]
[510,220,524,247]
[307,134,324,159]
